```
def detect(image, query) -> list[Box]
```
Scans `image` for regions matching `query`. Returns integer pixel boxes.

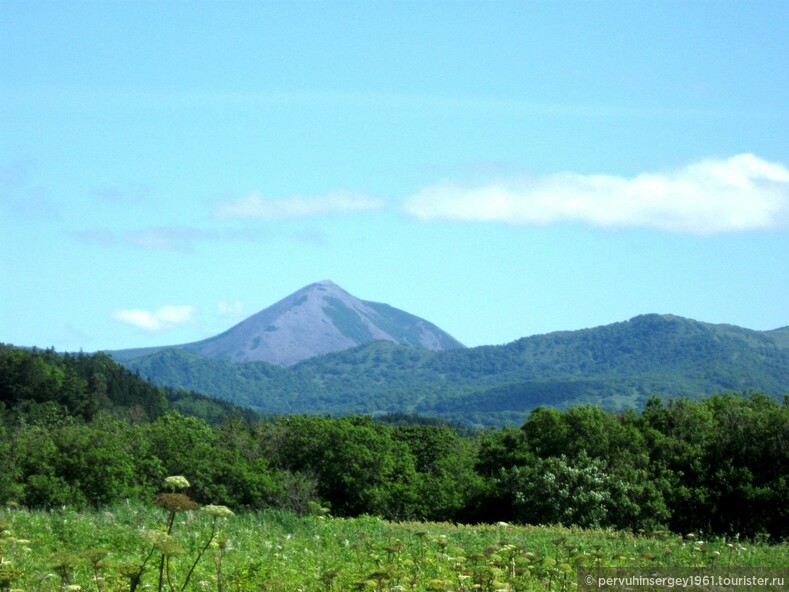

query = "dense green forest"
[2,344,788,540]
[120,314,789,426]
[0,344,258,424]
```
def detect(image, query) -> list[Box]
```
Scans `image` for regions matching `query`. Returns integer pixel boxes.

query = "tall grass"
[1,502,786,592]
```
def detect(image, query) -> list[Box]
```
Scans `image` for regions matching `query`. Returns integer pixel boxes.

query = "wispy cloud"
[217,300,245,316]
[0,159,60,220]
[113,305,197,332]
[215,191,385,219]
[8,86,786,123]
[71,226,272,252]
[70,228,117,247]
[403,154,789,234]
[124,227,215,251]
[92,184,151,205]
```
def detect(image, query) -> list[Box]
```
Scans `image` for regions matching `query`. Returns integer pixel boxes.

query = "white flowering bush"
[163,476,190,491]
[506,452,613,527]
[202,505,234,519]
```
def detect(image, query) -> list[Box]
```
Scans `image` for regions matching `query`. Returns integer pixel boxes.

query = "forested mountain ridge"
[766,324,789,348]
[110,280,464,366]
[2,343,788,538]
[0,343,255,424]
[122,313,789,426]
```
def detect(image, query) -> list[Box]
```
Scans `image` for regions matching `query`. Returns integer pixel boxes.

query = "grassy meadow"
[1,500,786,592]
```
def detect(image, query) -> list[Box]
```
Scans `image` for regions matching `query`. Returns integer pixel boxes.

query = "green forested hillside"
[1,345,788,538]
[121,314,789,426]
[0,343,256,424]
[767,325,789,348]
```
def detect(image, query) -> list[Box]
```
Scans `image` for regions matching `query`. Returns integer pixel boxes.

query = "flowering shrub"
[163,476,190,491]
[203,505,234,519]
[506,453,613,528]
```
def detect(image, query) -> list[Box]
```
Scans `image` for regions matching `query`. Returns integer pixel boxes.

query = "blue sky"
[2,1,788,352]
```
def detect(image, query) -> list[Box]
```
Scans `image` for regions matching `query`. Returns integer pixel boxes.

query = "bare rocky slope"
[110,280,465,366]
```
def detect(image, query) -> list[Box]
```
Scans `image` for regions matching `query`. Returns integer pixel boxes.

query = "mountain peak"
[113,281,464,366]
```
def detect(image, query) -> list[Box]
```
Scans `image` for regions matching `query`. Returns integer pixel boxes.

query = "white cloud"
[217,300,244,316]
[125,227,213,251]
[215,190,385,219]
[113,305,197,332]
[403,154,789,234]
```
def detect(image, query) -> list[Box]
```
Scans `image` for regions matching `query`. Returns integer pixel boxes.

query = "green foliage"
[475,394,789,538]
[505,453,616,528]
[265,415,420,518]
[1,505,787,592]
[120,314,789,427]
[1,343,789,538]
[393,425,484,520]
[322,297,375,343]
[0,344,256,425]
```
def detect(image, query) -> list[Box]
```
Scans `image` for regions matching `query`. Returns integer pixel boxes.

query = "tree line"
[122,314,789,427]
[1,344,787,540]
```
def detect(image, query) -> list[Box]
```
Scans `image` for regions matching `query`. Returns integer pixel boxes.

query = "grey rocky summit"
[111,280,464,366]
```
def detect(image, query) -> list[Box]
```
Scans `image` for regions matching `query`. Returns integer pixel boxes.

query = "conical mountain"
[112,280,464,366]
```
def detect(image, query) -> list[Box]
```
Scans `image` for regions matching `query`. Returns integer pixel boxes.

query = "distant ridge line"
[110,280,465,366]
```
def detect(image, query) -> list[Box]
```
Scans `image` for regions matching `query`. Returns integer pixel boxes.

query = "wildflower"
[50,552,80,571]
[117,562,143,578]
[152,493,198,512]
[142,530,170,544]
[164,476,190,490]
[155,539,185,557]
[82,549,110,565]
[214,536,231,551]
[202,505,234,518]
